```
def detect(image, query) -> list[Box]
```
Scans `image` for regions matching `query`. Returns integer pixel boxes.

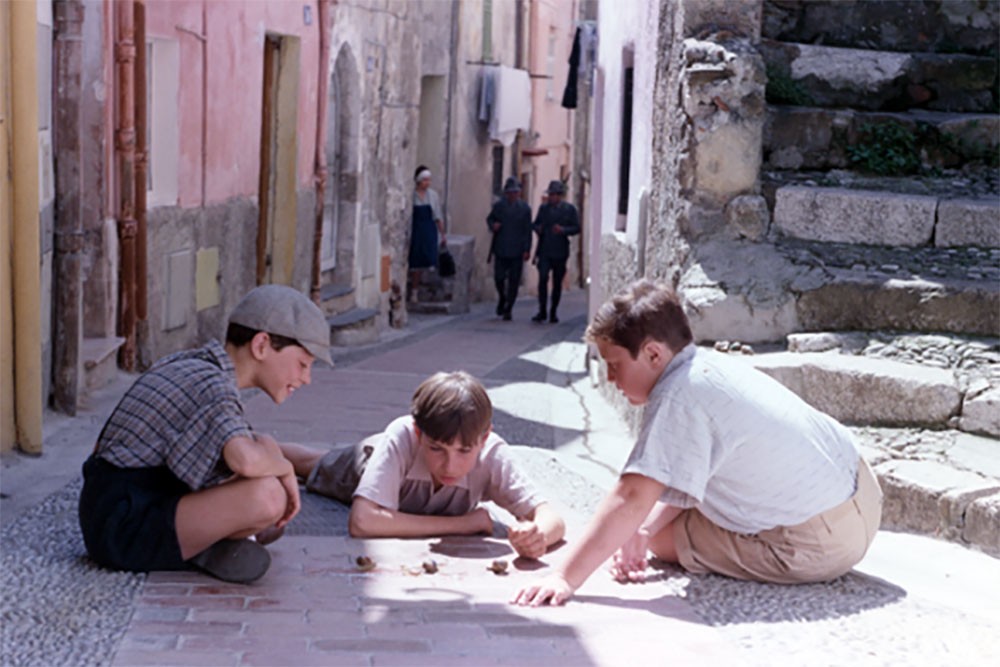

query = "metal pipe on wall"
[134,0,148,323]
[116,0,138,370]
[310,0,332,305]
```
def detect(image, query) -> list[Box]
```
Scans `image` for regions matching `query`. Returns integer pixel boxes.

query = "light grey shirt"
[413,188,443,224]
[623,345,859,534]
[354,416,542,518]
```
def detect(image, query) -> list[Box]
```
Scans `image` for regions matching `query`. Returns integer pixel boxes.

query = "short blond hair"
[411,371,492,447]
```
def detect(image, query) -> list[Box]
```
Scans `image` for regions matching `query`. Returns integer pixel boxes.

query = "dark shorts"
[305,436,378,504]
[79,455,189,572]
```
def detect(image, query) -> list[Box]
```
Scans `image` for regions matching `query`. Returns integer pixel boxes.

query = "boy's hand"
[610,528,650,582]
[275,471,301,529]
[468,507,494,535]
[508,520,546,559]
[510,573,576,607]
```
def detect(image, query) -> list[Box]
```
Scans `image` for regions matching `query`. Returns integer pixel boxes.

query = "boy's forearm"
[641,501,682,536]
[223,435,295,479]
[531,503,566,547]
[556,475,663,589]
[349,499,487,539]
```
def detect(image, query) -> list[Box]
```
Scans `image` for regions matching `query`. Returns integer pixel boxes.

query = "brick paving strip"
[113,535,744,667]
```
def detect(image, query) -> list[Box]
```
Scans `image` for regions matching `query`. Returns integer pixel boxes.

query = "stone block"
[682,285,799,345]
[796,275,999,336]
[935,198,1000,249]
[774,186,937,246]
[959,386,1000,438]
[725,194,770,241]
[873,459,998,535]
[963,493,1000,556]
[751,352,961,427]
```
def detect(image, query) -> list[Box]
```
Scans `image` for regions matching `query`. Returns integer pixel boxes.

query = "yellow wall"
[0,1,14,451]
[5,0,43,453]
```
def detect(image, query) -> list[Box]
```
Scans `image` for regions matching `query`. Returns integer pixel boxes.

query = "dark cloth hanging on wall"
[561,27,581,109]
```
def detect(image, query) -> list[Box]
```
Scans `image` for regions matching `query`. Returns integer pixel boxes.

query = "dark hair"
[225,323,301,352]
[584,279,693,357]
[411,371,492,448]
[413,164,430,182]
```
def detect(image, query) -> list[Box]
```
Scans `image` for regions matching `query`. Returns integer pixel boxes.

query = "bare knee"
[246,477,286,525]
[648,523,680,563]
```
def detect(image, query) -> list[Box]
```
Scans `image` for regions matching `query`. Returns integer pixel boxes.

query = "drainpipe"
[135,1,148,323]
[116,0,138,371]
[310,0,332,305]
[52,0,85,415]
[9,0,43,452]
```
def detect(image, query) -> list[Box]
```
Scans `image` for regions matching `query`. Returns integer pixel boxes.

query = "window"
[483,0,493,62]
[616,58,634,231]
[146,38,180,207]
[492,145,504,199]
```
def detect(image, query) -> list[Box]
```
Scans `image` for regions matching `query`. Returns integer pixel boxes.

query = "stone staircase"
[680,1,1000,552]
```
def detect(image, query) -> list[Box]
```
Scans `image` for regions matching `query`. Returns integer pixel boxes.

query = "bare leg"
[175,476,286,560]
[647,519,681,563]
[277,441,326,479]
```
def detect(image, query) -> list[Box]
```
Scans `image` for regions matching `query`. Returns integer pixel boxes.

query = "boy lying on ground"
[280,371,565,559]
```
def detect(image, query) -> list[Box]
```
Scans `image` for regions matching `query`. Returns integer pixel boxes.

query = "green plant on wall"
[765,64,813,106]
[847,121,920,175]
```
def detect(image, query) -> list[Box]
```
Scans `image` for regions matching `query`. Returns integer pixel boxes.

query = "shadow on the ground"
[678,565,906,625]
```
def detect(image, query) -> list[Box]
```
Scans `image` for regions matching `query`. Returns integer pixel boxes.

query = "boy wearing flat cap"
[79,285,333,583]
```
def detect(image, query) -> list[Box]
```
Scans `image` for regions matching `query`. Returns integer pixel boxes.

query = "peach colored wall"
[145,0,320,207]
[527,0,575,202]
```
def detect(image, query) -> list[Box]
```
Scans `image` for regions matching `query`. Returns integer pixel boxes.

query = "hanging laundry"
[561,27,581,109]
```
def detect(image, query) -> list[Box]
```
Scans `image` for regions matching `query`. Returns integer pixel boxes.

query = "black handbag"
[438,246,456,277]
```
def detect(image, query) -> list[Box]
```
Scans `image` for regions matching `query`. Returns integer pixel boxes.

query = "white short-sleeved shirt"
[623,345,859,534]
[353,416,542,519]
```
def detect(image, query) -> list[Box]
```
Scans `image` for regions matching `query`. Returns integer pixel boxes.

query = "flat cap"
[228,285,333,366]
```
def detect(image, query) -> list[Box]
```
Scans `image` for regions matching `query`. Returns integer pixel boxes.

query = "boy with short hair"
[512,279,882,606]
[280,371,565,559]
[79,285,333,584]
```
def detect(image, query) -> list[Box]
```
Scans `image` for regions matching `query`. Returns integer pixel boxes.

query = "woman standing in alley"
[408,165,446,303]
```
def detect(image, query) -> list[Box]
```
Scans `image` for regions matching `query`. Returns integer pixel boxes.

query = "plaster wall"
[448,0,523,302]
[522,0,579,294]
[145,0,320,206]
[594,0,659,249]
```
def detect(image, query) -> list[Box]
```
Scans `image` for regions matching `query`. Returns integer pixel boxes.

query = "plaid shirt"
[95,340,253,490]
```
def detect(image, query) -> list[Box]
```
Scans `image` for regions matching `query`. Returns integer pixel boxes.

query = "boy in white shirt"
[512,279,882,606]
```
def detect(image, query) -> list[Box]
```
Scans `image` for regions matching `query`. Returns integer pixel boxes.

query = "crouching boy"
[513,279,882,606]
[280,371,565,559]
[79,285,333,583]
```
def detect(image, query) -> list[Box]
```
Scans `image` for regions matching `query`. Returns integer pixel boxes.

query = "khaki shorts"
[673,458,883,584]
[304,435,379,504]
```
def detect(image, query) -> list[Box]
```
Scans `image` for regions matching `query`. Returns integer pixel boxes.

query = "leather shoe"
[189,538,271,584]
[531,312,546,323]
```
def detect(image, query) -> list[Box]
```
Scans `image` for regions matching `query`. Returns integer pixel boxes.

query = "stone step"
[771,184,1000,249]
[80,336,125,393]
[328,307,378,346]
[764,106,1000,171]
[763,0,999,57]
[853,426,1000,555]
[319,283,355,317]
[678,239,999,345]
[761,39,998,112]
[779,239,1000,336]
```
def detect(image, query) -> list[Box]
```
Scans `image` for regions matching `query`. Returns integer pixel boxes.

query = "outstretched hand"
[510,573,576,607]
[609,528,650,583]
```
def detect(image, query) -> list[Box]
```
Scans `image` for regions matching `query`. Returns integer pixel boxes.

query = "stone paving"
[3,289,1000,666]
